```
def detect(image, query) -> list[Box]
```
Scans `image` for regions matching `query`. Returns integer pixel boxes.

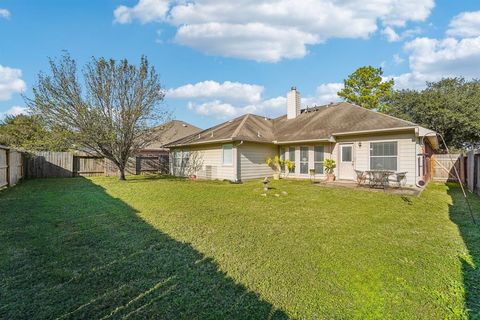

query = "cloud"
[0,106,28,121]
[404,36,480,79]
[168,80,264,104]
[0,8,10,19]
[0,65,26,101]
[447,11,480,38]
[382,27,400,42]
[303,83,344,106]
[174,80,345,119]
[393,54,404,65]
[114,0,169,24]
[114,0,435,62]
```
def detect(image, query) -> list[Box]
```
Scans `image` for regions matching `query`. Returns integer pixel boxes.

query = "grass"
[0,175,479,319]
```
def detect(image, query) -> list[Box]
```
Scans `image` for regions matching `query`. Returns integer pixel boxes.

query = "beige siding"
[333,132,417,186]
[238,142,276,180]
[171,144,235,181]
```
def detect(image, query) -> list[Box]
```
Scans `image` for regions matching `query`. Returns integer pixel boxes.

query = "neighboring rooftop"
[145,120,202,149]
[167,102,419,147]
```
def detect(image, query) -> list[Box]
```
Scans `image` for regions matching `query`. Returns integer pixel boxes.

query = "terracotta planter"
[326,173,336,182]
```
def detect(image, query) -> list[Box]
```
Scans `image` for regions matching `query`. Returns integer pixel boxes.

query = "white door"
[338,144,355,180]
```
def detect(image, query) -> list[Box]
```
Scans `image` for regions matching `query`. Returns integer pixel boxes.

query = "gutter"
[332,126,417,136]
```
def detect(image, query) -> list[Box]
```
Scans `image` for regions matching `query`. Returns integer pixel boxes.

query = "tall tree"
[338,66,394,111]
[386,78,480,149]
[27,53,167,180]
[0,114,72,151]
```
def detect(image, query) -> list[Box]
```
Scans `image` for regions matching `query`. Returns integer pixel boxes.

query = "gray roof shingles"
[167,102,417,147]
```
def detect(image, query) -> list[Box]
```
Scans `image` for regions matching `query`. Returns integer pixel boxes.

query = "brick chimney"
[287,86,301,119]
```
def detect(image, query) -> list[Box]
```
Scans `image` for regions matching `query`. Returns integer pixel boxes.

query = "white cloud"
[0,8,10,19]
[0,106,28,121]
[176,80,345,119]
[187,96,286,120]
[393,54,404,65]
[382,27,400,42]
[168,80,264,104]
[114,0,169,24]
[447,11,480,38]
[114,0,435,62]
[0,65,26,101]
[303,83,344,106]
[404,36,480,79]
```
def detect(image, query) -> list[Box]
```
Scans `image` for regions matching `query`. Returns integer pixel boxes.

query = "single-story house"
[167,87,438,186]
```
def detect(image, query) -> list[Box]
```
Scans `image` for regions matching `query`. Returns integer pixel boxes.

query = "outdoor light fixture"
[358,142,362,148]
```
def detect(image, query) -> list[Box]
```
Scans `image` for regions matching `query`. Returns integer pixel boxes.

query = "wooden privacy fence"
[25,151,169,178]
[430,154,464,182]
[0,145,25,188]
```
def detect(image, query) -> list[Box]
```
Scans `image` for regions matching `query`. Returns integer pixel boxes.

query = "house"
[138,120,202,172]
[167,87,438,186]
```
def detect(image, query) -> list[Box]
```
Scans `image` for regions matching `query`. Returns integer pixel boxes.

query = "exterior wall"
[238,142,276,180]
[332,132,417,186]
[170,144,235,181]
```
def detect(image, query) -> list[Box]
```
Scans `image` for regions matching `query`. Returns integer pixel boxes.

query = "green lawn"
[1,176,479,319]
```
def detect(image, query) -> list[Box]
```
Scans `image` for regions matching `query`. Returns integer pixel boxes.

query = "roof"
[144,120,202,150]
[167,102,430,147]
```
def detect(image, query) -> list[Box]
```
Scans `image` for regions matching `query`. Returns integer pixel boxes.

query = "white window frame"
[314,145,324,174]
[222,144,233,166]
[369,140,398,171]
[340,144,353,163]
[300,146,309,175]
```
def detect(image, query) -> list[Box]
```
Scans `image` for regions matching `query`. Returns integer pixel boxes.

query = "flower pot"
[326,173,335,182]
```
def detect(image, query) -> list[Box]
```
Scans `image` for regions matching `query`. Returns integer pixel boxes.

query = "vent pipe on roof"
[287,86,301,119]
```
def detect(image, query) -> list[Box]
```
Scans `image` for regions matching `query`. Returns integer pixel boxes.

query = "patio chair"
[394,172,408,188]
[354,170,367,185]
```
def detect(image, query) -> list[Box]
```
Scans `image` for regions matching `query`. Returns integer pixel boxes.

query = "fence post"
[5,149,10,187]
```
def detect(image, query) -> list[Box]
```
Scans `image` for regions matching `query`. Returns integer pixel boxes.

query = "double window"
[223,144,233,165]
[300,147,309,174]
[370,141,398,171]
[314,146,324,174]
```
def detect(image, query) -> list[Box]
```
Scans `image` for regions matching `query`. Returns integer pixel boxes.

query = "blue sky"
[1,0,479,129]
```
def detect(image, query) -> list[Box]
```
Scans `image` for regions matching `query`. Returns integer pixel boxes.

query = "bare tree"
[26,53,168,180]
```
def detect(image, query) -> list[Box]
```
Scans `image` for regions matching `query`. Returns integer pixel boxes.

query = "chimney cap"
[291,86,297,91]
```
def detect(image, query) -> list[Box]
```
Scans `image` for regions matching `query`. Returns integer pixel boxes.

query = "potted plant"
[266,155,284,180]
[285,159,295,177]
[324,159,336,182]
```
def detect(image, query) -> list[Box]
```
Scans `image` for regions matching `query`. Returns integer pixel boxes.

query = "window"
[370,141,398,170]
[314,145,324,174]
[172,149,189,176]
[280,147,286,172]
[223,144,233,165]
[341,145,352,162]
[300,147,309,174]
[288,147,295,162]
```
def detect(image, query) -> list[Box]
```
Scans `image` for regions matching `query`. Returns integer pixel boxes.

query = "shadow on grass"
[447,183,480,319]
[0,177,287,319]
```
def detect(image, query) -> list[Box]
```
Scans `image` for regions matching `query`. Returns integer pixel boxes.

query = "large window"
[223,144,233,165]
[288,147,295,162]
[300,147,309,174]
[314,145,324,174]
[370,141,398,171]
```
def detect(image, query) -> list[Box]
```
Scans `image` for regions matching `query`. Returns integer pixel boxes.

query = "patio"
[313,179,422,196]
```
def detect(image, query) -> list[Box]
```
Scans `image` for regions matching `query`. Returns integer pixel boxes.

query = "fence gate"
[0,148,7,188]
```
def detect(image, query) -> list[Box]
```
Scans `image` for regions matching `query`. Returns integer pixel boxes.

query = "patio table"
[365,170,395,189]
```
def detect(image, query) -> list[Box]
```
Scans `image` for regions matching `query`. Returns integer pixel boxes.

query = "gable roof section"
[167,102,422,147]
[168,114,275,147]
